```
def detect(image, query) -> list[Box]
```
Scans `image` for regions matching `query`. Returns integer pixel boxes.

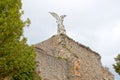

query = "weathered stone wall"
[60,35,103,80]
[35,48,68,80]
[35,34,114,80]
[102,67,114,80]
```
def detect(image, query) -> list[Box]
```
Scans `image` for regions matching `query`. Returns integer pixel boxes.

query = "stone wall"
[102,67,114,80]
[35,48,68,80]
[35,34,114,80]
[55,34,103,80]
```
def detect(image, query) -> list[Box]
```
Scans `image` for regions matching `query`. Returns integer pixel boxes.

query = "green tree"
[0,0,37,80]
[113,54,120,75]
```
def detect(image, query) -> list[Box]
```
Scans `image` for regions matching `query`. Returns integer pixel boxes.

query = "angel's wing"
[49,12,59,20]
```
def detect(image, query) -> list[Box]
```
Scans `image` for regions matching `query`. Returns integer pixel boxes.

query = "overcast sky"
[22,0,120,79]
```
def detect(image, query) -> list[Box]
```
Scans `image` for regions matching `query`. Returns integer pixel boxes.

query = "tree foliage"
[113,54,120,75]
[0,0,36,79]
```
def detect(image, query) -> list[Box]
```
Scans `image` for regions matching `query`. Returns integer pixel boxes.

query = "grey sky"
[22,0,120,79]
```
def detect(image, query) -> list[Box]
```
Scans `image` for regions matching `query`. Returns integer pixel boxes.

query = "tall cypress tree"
[0,0,36,79]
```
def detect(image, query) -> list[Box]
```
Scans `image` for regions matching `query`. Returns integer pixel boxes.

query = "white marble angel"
[49,12,66,34]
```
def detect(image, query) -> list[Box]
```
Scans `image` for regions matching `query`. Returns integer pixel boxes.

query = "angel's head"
[60,15,67,19]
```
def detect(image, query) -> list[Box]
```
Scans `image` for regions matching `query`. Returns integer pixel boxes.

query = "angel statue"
[49,12,66,34]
